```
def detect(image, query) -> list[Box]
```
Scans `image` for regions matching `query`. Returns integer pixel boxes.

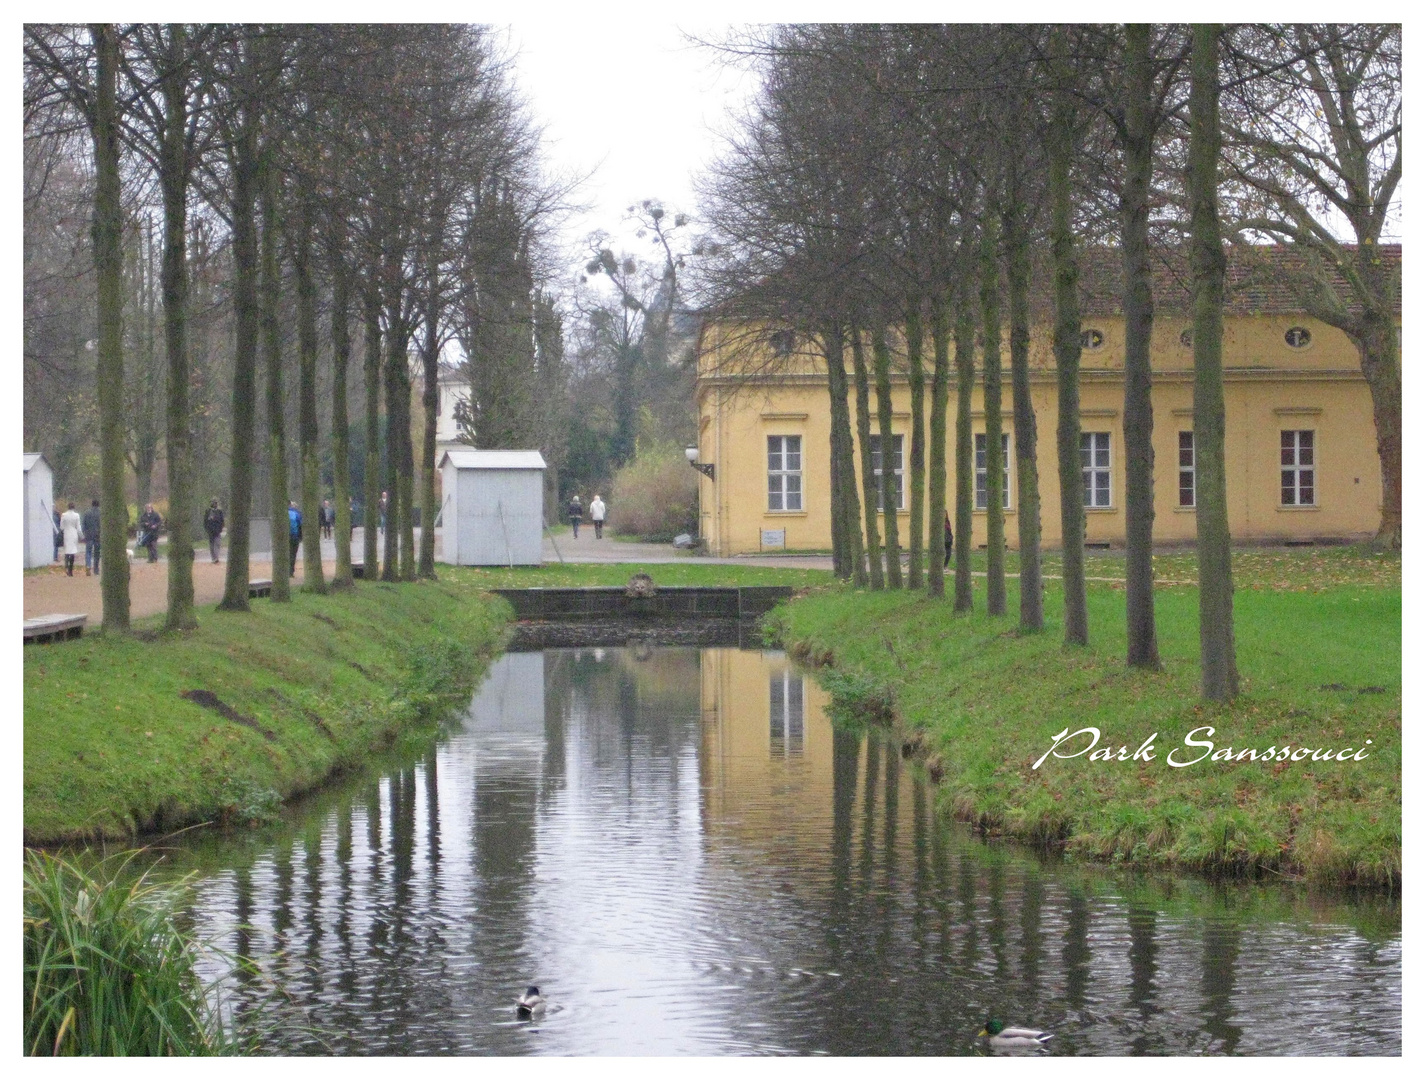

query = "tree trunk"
[1121,22,1161,669]
[219,68,260,613]
[851,329,883,589]
[1355,308,1401,550]
[906,304,926,589]
[329,241,354,589]
[160,24,196,631]
[823,323,865,584]
[980,220,1006,616]
[91,24,130,632]
[1189,23,1238,700]
[927,296,951,599]
[381,313,403,583]
[260,153,290,600]
[1005,204,1043,632]
[1049,96,1089,647]
[872,326,902,588]
[953,290,975,613]
[294,201,326,594]
[362,285,382,577]
[417,275,439,580]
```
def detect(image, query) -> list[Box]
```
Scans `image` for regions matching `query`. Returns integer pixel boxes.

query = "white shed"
[23,453,56,569]
[438,449,547,566]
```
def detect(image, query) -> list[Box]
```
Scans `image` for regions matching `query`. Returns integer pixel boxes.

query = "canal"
[166,646,1401,1055]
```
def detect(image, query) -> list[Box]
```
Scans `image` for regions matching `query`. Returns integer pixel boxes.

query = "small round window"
[1080,328,1104,350]
[1179,327,1193,347]
[1284,326,1312,349]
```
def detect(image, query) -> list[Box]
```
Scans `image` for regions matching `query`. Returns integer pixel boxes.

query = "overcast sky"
[506,21,759,273]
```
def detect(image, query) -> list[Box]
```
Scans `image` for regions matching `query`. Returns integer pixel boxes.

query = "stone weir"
[489,584,792,622]
[491,581,794,651]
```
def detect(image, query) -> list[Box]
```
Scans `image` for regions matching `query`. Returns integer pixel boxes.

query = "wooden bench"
[24,613,88,644]
[248,579,272,598]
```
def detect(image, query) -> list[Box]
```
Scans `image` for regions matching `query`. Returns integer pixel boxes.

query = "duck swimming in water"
[977,1019,1053,1052]
[515,986,546,1017]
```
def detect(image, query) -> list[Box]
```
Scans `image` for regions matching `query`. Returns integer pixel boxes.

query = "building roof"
[439,449,546,471]
[1058,243,1401,319]
[23,453,49,472]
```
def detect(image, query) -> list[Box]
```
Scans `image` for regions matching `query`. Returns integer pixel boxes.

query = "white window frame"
[1178,431,1195,508]
[974,432,1012,511]
[1281,429,1316,506]
[767,435,803,512]
[769,670,804,755]
[1082,431,1112,508]
[869,433,904,512]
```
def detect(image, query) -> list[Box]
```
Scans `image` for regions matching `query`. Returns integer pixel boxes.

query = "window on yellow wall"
[1082,432,1112,507]
[974,432,1011,510]
[869,434,904,511]
[1178,431,1195,507]
[1281,430,1315,505]
[768,435,802,511]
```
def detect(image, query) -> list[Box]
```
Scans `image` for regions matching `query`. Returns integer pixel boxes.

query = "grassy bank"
[24,578,508,844]
[772,548,1400,888]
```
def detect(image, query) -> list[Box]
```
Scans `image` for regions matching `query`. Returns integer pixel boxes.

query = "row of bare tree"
[25,24,567,632]
[695,23,1399,701]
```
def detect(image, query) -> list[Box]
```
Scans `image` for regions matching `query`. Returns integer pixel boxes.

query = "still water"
[169,647,1400,1055]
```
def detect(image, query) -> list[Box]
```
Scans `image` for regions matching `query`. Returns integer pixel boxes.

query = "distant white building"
[23,453,55,569]
[434,363,471,463]
[438,449,547,566]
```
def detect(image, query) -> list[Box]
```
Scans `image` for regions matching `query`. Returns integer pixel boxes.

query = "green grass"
[24,847,233,1056]
[772,547,1400,888]
[24,577,508,844]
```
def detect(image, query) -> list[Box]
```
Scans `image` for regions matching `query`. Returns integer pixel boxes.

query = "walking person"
[139,503,162,562]
[379,490,389,535]
[52,507,61,563]
[204,499,225,563]
[944,512,954,568]
[320,499,334,540]
[590,493,606,539]
[59,502,81,576]
[567,494,583,539]
[81,499,101,576]
[287,500,303,578]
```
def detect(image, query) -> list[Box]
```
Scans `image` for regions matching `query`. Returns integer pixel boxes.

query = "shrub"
[609,441,697,542]
[23,848,232,1056]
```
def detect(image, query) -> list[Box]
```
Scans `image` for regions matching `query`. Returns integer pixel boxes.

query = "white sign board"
[761,529,786,549]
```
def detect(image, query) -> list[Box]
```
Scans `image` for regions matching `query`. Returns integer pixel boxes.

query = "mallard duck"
[515,986,546,1017]
[977,1018,1053,1051]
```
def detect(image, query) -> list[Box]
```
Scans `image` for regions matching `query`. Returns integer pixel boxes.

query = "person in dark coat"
[944,512,954,568]
[567,494,583,539]
[81,499,101,576]
[139,503,162,562]
[204,499,225,563]
[52,507,61,562]
[288,501,303,577]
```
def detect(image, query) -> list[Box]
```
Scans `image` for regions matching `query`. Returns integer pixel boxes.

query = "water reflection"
[169,647,1400,1055]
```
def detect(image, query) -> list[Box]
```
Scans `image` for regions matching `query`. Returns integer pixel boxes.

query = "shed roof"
[439,449,546,471]
[23,453,49,472]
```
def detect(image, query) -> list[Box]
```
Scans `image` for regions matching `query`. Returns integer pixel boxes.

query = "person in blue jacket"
[288,501,302,577]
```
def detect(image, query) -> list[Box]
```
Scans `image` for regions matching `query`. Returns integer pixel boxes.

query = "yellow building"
[693,248,1397,555]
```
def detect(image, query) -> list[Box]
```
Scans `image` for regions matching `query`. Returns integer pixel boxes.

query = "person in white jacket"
[589,494,606,539]
[59,502,82,577]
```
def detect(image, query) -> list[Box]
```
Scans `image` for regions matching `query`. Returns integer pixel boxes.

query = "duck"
[515,986,546,1017]
[977,1018,1053,1052]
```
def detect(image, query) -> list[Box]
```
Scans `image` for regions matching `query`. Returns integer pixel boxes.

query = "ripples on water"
[166,647,1400,1055]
